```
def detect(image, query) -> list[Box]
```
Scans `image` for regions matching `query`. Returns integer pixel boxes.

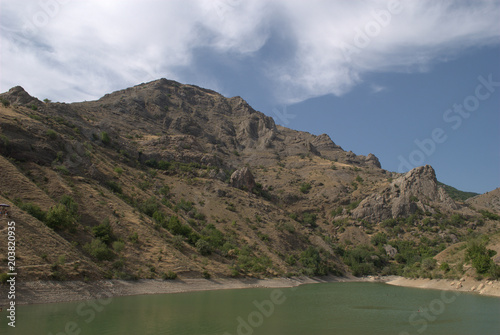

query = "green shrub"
[302,212,317,227]
[200,224,225,248]
[0,272,10,284]
[440,262,450,272]
[371,232,387,246]
[466,239,497,274]
[55,165,69,175]
[45,204,74,230]
[46,129,58,139]
[172,235,184,249]
[480,210,500,221]
[1,98,10,107]
[105,180,122,194]
[331,207,343,217]
[129,232,139,244]
[202,270,211,279]
[196,239,212,256]
[299,183,312,194]
[112,240,125,253]
[93,220,113,244]
[60,195,78,215]
[409,195,419,203]
[300,246,328,276]
[139,196,159,217]
[176,198,193,212]
[84,238,114,261]
[114,167,123,175]
[18,201,46,222]
[162,271,177,280]
[101,131,110,145]
[347,200,361,211]
[421,258,437,271]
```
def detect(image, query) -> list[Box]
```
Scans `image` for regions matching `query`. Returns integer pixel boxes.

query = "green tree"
[45,204,74,230]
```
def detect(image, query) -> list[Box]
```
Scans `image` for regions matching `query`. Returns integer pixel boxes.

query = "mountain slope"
[0,80,498,282]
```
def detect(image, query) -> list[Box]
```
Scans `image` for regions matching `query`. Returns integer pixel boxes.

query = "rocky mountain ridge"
[0,79,498,282]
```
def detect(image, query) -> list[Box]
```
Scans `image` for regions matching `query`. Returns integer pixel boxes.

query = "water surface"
[2,282,499,335]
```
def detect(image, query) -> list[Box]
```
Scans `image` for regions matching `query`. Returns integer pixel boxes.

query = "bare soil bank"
[0,275,363,306]
[1,275,497,307]
[386,276,500,297]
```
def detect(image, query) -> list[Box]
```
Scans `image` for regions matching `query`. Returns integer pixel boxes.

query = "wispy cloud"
[1,0,499,103]
[370,85,387,94]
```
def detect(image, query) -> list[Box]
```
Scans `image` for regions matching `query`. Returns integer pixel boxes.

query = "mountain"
[0,79,499,282]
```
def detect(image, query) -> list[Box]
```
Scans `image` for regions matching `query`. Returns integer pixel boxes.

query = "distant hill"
[437,182,479,201]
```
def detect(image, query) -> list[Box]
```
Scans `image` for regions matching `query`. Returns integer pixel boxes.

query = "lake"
[2,282,499,335]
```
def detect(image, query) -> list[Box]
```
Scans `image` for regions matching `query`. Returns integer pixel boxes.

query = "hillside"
[0,79,499,283]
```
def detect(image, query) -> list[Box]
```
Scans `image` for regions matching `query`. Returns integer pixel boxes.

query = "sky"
[0,0,499,193]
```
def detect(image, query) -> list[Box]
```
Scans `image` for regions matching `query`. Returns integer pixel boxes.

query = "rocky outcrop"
[230,167,256,191]
[1,86,42,106]
[364,153,382,168]
[352,165,457,222]
[384,244,398,258]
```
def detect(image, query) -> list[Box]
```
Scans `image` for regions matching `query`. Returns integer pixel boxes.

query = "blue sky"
[1,0,499,193]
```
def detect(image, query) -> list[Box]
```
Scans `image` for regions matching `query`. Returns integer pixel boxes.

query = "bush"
[176,198,194,212]
[1,98,10,107]
[60,195,78,215]
[112,240,125,253]
[139,196,159,217]
[300,246,328,276]
[18,202,46,222]
[466,239,496,274]
[421,258,437,271]
[0,272,10,284]
[101,131,110,145]
[45,204,74,230]
[55,165,69,175]
[299,183,312,194]
[46,129,58,139]
[196,239,212,256]
[84,239,114,261]
[371,232,387,246]
[480,210,500,221]
[93,220,113,244]
[105,180,122,194]
[172,235,184,249]
[202,270,211,279]
[347,200,361,211]
[440,262,450,272]
[114,167,123,175]
[302,212,317,227]
[162,271,177,280]
[129,232,139,243]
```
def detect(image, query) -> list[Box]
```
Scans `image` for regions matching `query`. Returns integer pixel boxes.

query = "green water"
[2,282,499,335]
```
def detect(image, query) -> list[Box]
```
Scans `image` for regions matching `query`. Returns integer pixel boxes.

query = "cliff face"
[0,80,497,281]
[352,165,458,222]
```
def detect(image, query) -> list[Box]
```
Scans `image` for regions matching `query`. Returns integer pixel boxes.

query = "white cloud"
[0,0,499,103]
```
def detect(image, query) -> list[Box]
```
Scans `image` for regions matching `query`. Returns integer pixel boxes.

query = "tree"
[45,204,73,230]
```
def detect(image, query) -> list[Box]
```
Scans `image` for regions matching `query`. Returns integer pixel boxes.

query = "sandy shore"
[1,275,497,306]
[386,276,500,297]
[0,275,362,306]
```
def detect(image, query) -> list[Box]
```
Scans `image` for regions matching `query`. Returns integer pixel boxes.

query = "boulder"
[230,167,256,191]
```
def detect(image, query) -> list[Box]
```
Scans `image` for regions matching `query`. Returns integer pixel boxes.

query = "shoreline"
[1,275,498,306]
[385,276,500,297]
[0,275,365,306]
